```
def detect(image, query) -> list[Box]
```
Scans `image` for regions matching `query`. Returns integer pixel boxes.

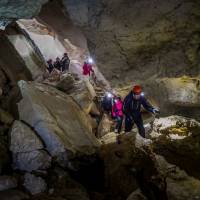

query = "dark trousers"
[114,116,123,133]
[125,114,145,138]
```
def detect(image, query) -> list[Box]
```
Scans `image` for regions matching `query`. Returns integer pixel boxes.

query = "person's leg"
[134,115,145,138]
[117,116,123,133]
[125,115,133,132]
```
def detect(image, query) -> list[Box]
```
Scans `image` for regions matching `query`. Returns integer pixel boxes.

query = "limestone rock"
[97,114,113,138]
[23,173,47,195]
[56,74,75,93]
[152,117,200,178]
[151,115,200,139]
[18,80,99,168]
[10,120,51,172]
[13,150,51,172]
[155,155,200,200]
[71,80,96,114]
[10,121,43,153]
[100,134,156,200]
[158,77,200,107]
[0,176,17,191]
[64,0,200,87]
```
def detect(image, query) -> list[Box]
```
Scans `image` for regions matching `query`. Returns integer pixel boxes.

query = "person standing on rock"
[123,85,159,138]
[82,61,94,77]
[47,59,54,73]
[54,57,62,71]
[112,96,123,133]
[61,53,70,73]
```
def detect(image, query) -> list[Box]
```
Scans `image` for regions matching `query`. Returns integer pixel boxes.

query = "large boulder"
[23,173,47,195]
[99,134,156,200]
[97,114,113,138]
[150,115,200,139]
[155,155,200,200]
[151,116,200,179]
[13,150,51,172]
[10,121,43,153]
[17,81,100,168]
[71,80,97,114]
[56,73,76,94]
[144,77,200,119]
[10,120,51,172]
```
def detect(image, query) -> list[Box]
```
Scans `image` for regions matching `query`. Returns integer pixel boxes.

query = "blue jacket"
[123,91,154,116]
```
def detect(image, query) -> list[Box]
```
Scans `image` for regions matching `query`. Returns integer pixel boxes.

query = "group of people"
[46,53,70,74]
[102,85,159,138]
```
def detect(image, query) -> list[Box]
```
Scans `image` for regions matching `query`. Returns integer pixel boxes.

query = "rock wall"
[64,0,200,87]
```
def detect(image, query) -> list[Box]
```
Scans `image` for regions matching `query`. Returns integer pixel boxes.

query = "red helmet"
[133,85,142,95]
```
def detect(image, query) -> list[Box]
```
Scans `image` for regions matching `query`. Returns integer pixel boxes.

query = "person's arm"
[141,97,154,113]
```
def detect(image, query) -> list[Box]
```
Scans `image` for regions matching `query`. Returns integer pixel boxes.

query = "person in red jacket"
[83,61,89,76]
[112,96,123,133]
[83,61,94,75]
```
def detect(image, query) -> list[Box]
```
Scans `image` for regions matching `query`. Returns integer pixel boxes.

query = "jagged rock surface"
[151,116,200,179]
[23,173,47,195]
[10,120,51,172]
[18,80,100,169]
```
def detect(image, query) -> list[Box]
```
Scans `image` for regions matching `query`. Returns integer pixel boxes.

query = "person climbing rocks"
[101,92,115,114]
[123,85,159,138]
[112,96,123,133]
[82,61,94,79]
[47,59,54,73]
[61,53,70,72]
[54,57,62,71]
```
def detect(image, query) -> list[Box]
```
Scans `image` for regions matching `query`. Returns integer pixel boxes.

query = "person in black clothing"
[54,57,62,71]
[123,85,159,138]
[101,92,115,114]
[61,53,70,72]
[47,59,54,73]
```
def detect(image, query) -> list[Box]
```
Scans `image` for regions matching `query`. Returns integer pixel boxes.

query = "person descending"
[61,53,70,72]
[82,61,94,76]
[54,57,62,71]
[123,85,159,138]
[112,96,123,133]
[47,59,54,73]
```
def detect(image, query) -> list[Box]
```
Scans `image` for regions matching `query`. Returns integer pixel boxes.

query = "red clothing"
[112,99,123,117]
[82,63,93,76]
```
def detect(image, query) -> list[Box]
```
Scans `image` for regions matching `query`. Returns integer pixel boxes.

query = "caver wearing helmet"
[123,85,159,138]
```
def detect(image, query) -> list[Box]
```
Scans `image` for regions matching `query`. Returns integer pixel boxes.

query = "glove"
[152,108,160,114]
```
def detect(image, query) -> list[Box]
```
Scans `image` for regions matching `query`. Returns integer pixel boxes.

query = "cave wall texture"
[0,0,200,86]
[64,0,200,86]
